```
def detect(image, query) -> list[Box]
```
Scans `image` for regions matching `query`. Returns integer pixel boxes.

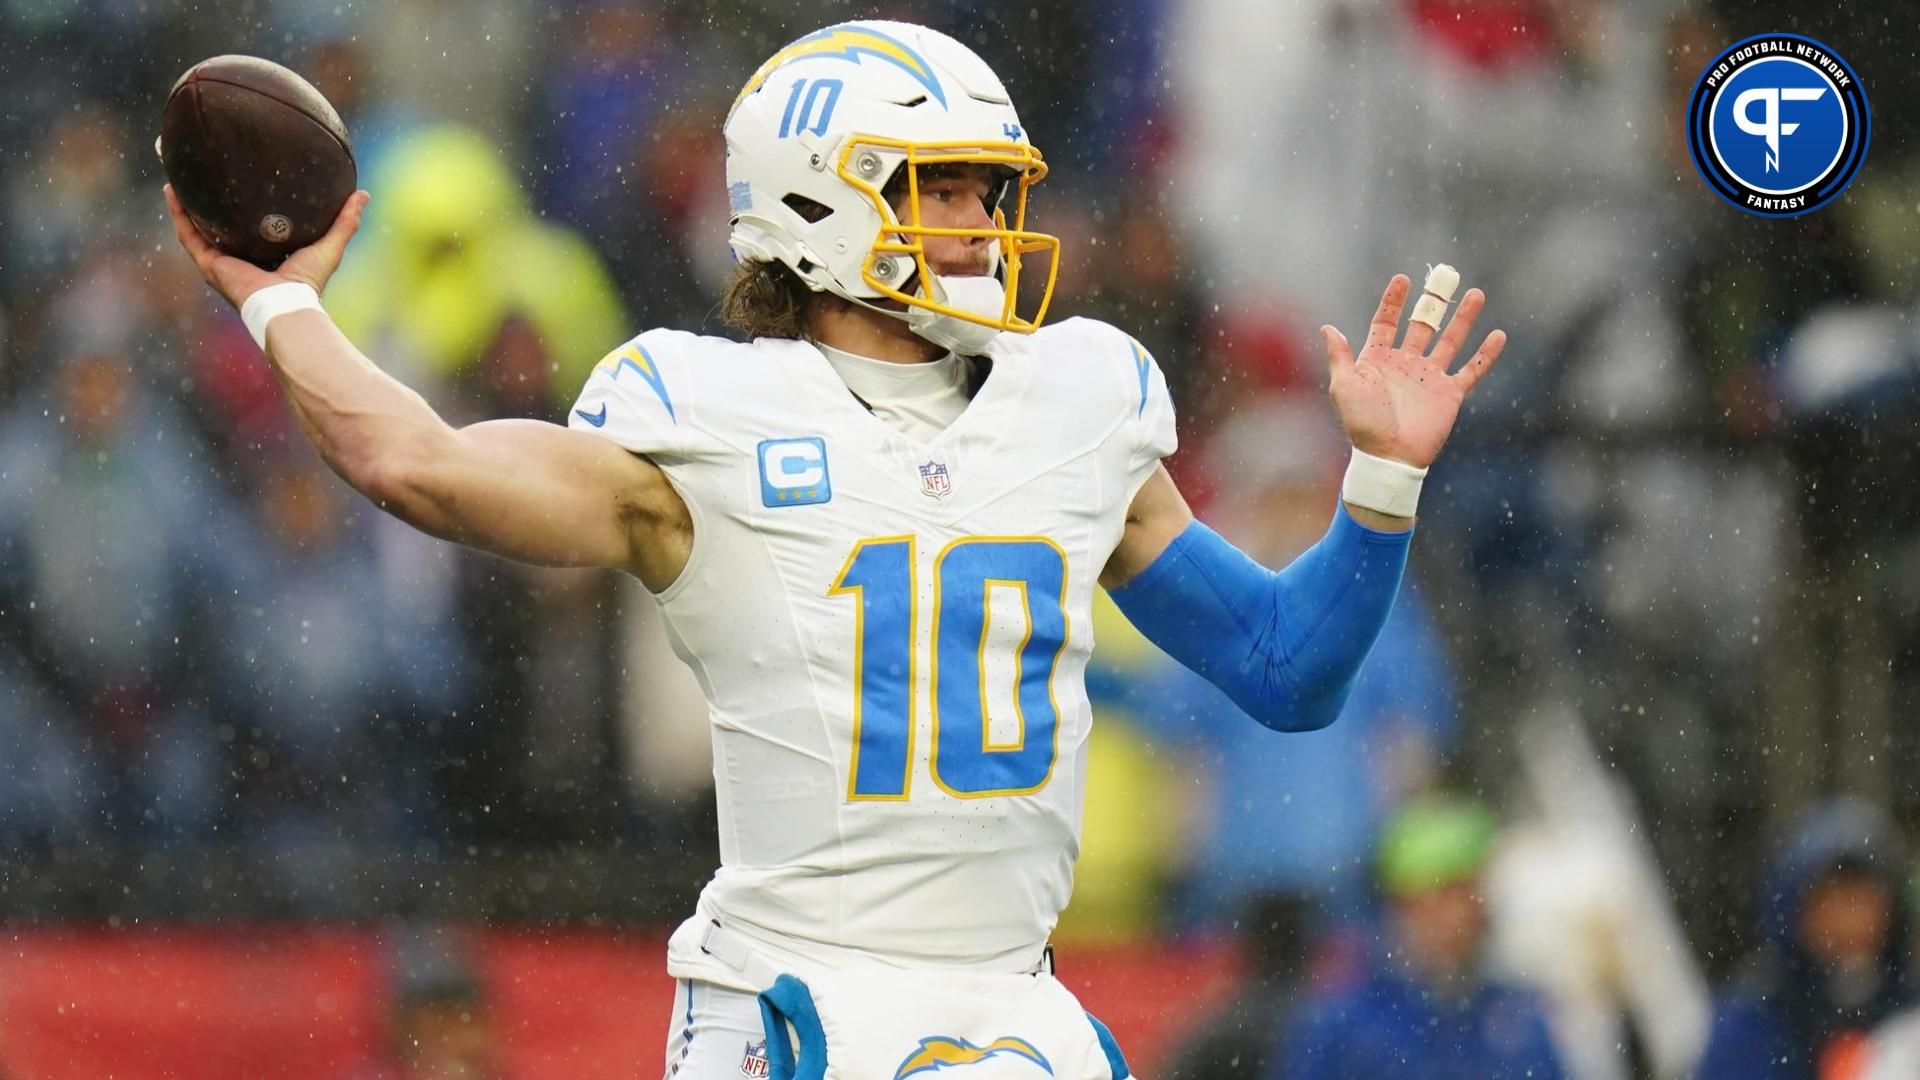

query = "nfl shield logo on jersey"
[739,1038,770,1078]
[917,459,952,500]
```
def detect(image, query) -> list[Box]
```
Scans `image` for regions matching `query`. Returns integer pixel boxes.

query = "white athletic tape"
[1342,446,1428,518]
[1410,293,1449,330]
[1422,262,1460,303]
[240,281,323,352]
[1409,262,1460,330]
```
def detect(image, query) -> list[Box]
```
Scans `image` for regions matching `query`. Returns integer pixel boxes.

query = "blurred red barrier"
[0,928,1244,1078]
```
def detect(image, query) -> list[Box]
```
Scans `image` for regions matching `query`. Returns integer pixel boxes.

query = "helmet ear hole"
[781,194,835,223]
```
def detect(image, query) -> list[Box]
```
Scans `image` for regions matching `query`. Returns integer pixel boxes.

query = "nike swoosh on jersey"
[575,403,609,427]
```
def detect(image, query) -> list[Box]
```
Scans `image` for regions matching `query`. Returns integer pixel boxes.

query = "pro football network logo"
[1686,33,1869,218]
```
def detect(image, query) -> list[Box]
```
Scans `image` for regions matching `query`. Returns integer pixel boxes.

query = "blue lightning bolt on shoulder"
[591,343,675,423]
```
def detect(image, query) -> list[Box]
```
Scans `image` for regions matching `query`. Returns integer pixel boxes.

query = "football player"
[165,20,1504,1080]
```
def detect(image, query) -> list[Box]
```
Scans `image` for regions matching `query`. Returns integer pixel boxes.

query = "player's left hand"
[1321,273,1507,469]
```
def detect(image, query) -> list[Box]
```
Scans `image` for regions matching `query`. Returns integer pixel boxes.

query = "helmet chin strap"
[813,264,1008,356]
[903,274,1007,355]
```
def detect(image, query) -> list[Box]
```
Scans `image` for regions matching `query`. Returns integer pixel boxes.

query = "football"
[158,55,356,268]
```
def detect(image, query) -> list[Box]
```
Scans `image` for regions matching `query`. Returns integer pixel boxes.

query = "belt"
[697,920,1057,988]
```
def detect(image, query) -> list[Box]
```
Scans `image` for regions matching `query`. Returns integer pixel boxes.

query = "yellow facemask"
[835,135,1060,335]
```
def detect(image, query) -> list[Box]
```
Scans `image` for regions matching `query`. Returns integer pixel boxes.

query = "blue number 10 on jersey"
[830,536,1068,800]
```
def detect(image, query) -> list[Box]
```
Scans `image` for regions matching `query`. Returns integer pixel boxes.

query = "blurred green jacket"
[328,125,627,406]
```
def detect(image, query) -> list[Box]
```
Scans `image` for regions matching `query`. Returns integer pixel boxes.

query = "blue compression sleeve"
[1108,505,1411,732]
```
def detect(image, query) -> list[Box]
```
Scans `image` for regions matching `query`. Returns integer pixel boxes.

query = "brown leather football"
[158,56,356,269]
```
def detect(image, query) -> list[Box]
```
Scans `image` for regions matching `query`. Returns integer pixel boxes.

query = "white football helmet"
[723,21,1059,352]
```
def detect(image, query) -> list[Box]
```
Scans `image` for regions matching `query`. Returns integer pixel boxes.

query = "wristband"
[240,282,323,351]
[1342,446,1427,518]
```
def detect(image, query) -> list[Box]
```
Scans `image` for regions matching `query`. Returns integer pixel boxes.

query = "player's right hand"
[164,184,369,309]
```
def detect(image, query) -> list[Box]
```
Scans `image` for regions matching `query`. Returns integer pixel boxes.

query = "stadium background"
[1,0,1918,1075]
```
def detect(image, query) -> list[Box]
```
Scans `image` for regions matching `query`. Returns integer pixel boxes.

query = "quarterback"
[165,20,1504,1080]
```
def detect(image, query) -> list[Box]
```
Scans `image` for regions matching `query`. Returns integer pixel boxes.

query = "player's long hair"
[720,259,812,340]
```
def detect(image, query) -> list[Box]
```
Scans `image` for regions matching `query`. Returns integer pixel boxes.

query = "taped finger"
[1409,262,1460,331]
[1409,293,1449,331]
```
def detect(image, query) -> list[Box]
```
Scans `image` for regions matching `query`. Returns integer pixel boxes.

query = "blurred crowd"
[3,0,1920,1075]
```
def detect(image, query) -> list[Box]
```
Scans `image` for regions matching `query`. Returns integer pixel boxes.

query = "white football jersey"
[567,317,1176,988]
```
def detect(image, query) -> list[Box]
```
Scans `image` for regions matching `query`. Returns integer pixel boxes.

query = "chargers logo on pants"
[892,1035,1053,1078]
